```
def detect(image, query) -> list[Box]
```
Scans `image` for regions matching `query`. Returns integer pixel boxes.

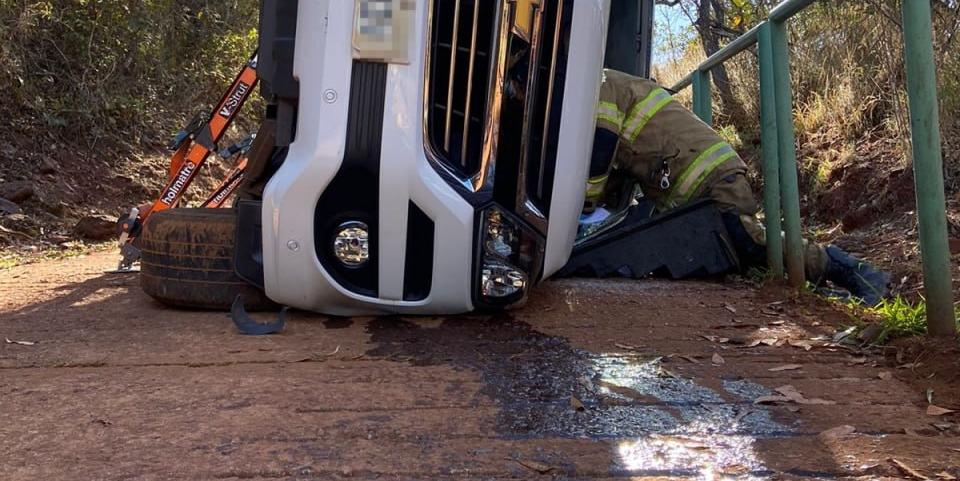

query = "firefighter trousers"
[708,173,829,283]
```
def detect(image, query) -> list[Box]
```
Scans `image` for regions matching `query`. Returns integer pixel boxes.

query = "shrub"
[0,0,260,150]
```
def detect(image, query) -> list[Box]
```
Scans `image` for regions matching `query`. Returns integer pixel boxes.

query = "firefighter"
[587,69,890,305]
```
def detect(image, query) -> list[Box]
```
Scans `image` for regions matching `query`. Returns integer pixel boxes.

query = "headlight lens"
[476,207,543,306]
[481,261,528,299]
[353,0,414,64]
[333,221,370,267]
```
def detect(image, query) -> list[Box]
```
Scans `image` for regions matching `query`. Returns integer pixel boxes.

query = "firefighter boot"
[824,245,890,307]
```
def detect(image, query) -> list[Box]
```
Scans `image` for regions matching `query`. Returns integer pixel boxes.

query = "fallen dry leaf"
[927,405,956,416]
[834,326,857,343]
[322,345,341,357]
[755,385,836,406]
[724,304,737,314]
[722,463,750,475]
[712,353,725,365]
[516,459,555,474]
[668,354,700,364]
[614,342,642,351]
[701,335,730,344]
[878,372,894,381]
[768,364,803,372]
[788,340,814,351]
[820,425,856,439]
[733,409,754,424]
[4,338,36,346]
[769,320,786,326]
[889,458,929,480]
[570,396,585,412]
[849,357,868,365]
[935,471,956,481]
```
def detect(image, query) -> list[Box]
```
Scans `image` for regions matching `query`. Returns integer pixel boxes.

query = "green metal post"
[901,0,957,337]
[758,23,784,279]
[695,69,713,125]
[770,21,805,287]
[692,70,703,120]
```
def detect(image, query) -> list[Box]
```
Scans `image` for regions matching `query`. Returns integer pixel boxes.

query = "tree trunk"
[694,1,748,125]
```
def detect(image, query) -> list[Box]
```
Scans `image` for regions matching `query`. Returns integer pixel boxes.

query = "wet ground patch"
[364,315,802,477]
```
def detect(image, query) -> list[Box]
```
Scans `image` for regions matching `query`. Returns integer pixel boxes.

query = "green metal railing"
[672,0,956,337]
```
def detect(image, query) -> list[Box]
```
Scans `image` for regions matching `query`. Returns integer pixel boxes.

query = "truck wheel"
[139,208,274,311]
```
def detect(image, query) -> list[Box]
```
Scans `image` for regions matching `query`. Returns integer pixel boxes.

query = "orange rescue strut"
[116,52,259,271]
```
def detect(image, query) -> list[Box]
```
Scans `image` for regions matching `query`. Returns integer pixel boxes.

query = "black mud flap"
[558,200,739,280]
[231,295,286,336]
[234,200,265,289]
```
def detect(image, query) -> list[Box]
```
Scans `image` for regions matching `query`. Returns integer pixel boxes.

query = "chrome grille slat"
[460,0,482,168]
[442,0,463,153]
[537,0,564,199]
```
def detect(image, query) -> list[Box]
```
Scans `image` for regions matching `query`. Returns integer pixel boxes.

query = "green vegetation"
[0,0,260,150]
[870,296,960,343]
[654,1,960,196]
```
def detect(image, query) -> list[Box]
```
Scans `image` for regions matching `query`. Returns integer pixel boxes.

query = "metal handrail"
[669,0,955,336]
[672,23,761,91]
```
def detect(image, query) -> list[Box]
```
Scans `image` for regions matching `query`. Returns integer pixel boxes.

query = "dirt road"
[1,251,957,480]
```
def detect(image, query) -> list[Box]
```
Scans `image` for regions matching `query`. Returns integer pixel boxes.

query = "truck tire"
[139,208,274,311]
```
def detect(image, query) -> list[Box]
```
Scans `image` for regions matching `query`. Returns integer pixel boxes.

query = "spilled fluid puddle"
[595,356,781,479]
[366,316,790,479]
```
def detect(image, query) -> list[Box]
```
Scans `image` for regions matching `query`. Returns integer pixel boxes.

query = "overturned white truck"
[139,0,662,316]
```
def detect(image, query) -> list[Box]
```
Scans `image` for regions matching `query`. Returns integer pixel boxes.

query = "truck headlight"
[481,261,528,299]
[333,221,370,267]
[477,207,544,306]
[353,0,414,64]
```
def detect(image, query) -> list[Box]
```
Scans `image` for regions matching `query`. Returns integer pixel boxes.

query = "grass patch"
[870,297,960,343]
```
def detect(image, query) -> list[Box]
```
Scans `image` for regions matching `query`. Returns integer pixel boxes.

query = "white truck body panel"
[263,0,611,315]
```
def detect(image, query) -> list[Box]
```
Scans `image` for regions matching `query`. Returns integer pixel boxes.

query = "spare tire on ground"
[139,208,274,311]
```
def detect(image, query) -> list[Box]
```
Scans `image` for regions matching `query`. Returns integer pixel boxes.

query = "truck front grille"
[426,0,497,180]
[425,0,574,213]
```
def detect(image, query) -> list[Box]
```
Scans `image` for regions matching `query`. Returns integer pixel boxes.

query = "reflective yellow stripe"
[587,176,608,185]
[622,88,673,142]
[585,175,608,201]
[668,142,737,205]
[597,101,625,129]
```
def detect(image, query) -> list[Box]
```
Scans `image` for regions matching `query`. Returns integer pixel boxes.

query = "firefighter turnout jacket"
[588,69,753,214]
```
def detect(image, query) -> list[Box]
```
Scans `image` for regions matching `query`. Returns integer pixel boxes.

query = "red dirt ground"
[1,251,958,480]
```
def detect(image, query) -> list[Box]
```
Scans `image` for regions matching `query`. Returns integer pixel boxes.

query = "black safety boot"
[824,245,891,306]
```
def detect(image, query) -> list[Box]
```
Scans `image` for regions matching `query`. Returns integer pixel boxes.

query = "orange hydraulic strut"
[201,134,256,209]
[202,156,249,209]
[117,52,259,271]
